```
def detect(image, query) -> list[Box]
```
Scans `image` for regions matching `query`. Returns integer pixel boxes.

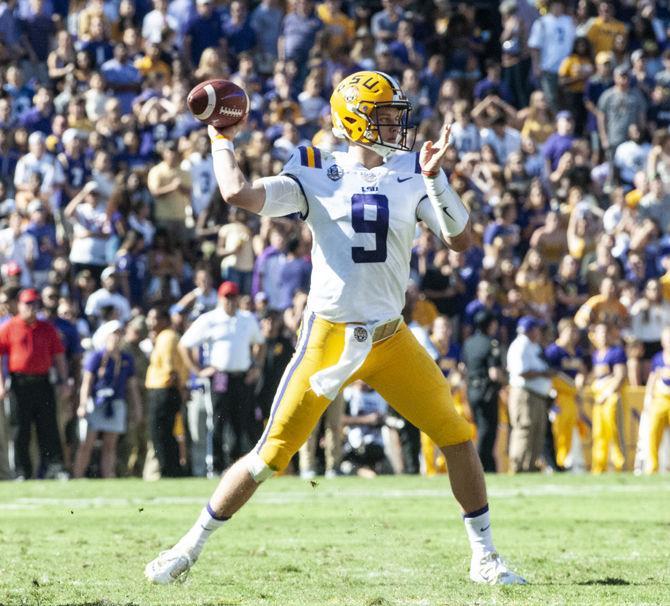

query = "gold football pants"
[255,314,472,472]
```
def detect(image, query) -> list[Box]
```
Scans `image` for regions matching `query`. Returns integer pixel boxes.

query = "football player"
[145,71,526,585]
[643,326,670,473]
[590,322,627,474]
[544,319,587,469]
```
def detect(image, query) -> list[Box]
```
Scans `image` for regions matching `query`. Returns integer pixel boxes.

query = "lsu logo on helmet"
[330,71,415,157]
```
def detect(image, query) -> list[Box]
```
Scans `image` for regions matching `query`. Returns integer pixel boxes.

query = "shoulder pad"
[297,145,324,169]
[282,146,330,177]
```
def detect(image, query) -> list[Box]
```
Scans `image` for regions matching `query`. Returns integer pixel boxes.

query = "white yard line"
[0,482,668,510]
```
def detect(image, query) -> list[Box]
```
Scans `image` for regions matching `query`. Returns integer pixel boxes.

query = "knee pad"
[246,451,274,483]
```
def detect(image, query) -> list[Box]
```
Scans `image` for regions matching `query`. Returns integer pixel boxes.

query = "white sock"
[463,504,495,558]
[176,503,228,559]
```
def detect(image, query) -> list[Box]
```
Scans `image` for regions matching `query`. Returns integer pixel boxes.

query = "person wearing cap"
[597,65,647,154]
[73,320,141,479]
[0,288,70,479]
[584,50,615,149]
[506,315,553,472]
[84,266,131,327]
[179,281,265,473]
[462,310,504,472]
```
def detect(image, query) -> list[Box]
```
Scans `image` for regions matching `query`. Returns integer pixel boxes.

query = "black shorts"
[643,341,662,360]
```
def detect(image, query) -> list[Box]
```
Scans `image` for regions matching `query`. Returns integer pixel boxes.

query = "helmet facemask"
[362,101,416,157]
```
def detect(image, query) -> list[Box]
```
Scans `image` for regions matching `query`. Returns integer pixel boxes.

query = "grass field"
[1,474,669,606]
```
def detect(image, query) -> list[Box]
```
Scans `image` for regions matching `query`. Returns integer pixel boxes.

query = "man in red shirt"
[0,289,70,479]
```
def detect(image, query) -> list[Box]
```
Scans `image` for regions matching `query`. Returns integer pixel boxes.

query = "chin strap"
[369,142,395,158]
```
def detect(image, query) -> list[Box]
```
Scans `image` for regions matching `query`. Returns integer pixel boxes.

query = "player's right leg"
[144,314,344,584]
[359,325,526,585]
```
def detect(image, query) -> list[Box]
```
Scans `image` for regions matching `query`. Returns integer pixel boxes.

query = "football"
[187,79,249,129]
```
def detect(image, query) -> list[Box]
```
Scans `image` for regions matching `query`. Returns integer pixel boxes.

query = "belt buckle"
[372,318,400,343]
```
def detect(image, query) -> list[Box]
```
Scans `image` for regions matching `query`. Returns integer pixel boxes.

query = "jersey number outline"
[351,193,389,263]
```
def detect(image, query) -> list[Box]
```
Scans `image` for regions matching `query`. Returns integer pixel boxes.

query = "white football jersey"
[259,146,446,324]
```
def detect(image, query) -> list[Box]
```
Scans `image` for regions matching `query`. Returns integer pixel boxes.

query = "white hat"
[62,128,82,147]
[91,320,123,351]
[101,266,117,281]
[28,132,46,146]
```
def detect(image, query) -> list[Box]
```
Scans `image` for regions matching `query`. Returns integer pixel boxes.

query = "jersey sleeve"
[179,314,209,349]
[83,350,102,374]
[607,346,627,367]
[650,352,664,373]
[256,147,309,219]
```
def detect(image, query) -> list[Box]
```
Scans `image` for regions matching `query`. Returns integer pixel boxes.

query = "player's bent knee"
[246,452,275,483]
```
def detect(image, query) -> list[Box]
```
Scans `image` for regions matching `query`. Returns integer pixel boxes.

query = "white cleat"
[144,548,195,584]
[470,551,527,585]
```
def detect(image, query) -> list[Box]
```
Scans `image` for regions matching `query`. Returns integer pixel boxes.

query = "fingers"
[437,120,453,149]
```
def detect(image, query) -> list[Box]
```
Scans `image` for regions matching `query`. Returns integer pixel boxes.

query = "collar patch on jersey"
[327,164,344,181]
[361,171,378,183]
[354,326,368,342]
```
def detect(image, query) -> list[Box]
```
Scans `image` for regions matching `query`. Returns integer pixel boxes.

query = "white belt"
[310,316,403,400]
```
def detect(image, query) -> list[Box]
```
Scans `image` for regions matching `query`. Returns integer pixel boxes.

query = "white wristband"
[211,137,235,153]
[423,170,469,237]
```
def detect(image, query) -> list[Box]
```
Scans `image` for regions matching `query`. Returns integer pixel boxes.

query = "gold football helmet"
[330,70,415,157]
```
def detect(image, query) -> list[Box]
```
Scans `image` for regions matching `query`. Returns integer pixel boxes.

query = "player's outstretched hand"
[207,114,248,143]
[419,120,453,175]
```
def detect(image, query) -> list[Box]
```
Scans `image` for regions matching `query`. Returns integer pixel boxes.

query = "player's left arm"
[416,121,471,252]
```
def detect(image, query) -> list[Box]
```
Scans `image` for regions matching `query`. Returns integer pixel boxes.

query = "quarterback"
[145,71,526,585]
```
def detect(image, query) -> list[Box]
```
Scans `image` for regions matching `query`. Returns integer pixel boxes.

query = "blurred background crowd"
[1,0,670,482]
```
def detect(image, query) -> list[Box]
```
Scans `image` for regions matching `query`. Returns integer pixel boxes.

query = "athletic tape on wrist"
[211,137,235,153]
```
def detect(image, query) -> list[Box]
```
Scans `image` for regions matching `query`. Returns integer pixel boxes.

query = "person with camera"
[73,320,141,478]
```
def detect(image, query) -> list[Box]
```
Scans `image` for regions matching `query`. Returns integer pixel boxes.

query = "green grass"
[0,474,669,606]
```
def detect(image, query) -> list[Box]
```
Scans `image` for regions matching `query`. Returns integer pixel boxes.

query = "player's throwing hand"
[207,118,247,143]
[419,121,453,176]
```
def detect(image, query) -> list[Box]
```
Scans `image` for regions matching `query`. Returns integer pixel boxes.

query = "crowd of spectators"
[2,0,670,480]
